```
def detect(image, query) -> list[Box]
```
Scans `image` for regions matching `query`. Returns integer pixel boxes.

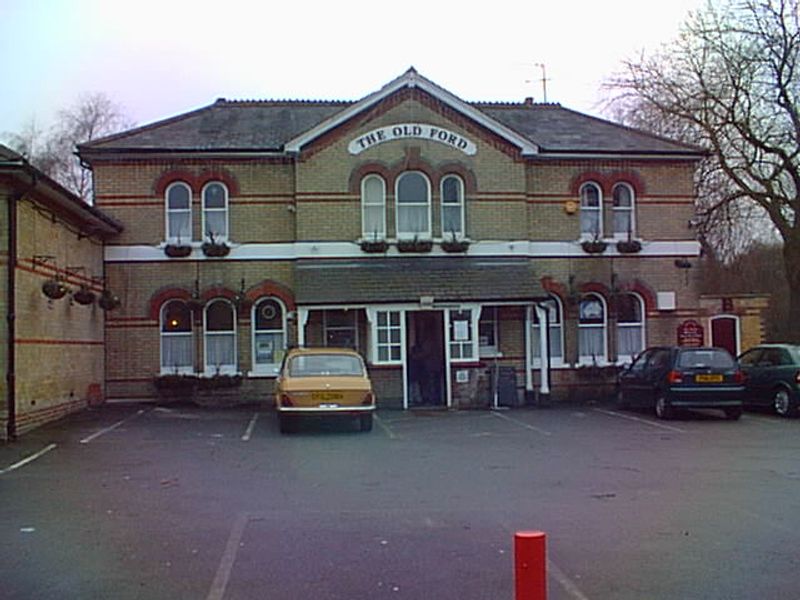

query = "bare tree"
[4,93,133,203]
[606,0,800,341]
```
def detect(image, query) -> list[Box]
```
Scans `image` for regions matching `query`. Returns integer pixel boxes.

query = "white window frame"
[395,171,432,239]
[361,175,386,239]
[324,309,359,351]
[159,300,194,375]
[203,299,238,375]
[250,297,287,377]
[165,181,192,243]
[440,175,465,238]
[579,182,603,239]
[373,309,403,365]
[479,306,499,357]
[447,308,479,363]
[201,181,229,242]
[530,296,565,368]
[578,293,608,365]
[616,292,645,363]
[612,183,635,239]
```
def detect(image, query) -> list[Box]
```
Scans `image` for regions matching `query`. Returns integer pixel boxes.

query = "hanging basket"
[201,241,230,257]
[98,290,121,311]
[73,287,96,305]
[42,279,68,300]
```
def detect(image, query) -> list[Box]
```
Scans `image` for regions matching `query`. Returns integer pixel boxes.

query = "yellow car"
[275,347,376,433]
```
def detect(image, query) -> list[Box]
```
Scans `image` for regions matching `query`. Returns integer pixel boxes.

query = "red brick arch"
[148,287,193,321]
[244,281,296,312]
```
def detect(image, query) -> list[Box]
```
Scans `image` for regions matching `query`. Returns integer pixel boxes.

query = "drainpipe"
[6,190,18,440]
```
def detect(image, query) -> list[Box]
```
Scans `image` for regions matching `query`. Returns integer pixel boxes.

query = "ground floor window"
[616,293,645,362]
[204,299,237,374]
[578,293,607,364]
[449,309,475,361]
[479,306,499,356]
[375,310,402,363]
[252,297,286,374]
[324,309,358,350]
[160,300,194,374]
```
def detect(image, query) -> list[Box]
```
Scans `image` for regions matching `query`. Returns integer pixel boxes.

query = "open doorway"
[406,311,446,407]
[711,316,739,357]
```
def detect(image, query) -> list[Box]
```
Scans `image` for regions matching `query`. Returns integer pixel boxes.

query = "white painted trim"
[106,239,702,262]
[284,69,539,156]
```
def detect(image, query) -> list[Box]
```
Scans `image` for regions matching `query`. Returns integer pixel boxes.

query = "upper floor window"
[361,175,386,239]
[160,300,194,374]
[204,299,237,375]
[396,171,431,239]
[166,182,192,242]
[252,298,285,375]
[441,175,465,238]
[612,183,635,238]
[579,182,602,238]
[616,292,645,362]
[578,293,607,364]
[531,296,564,366]
[202,182,229,241]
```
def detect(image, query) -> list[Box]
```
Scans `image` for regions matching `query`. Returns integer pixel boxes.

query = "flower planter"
[73,287,96,305]
[154,374,199,403]
[616,240,642,254]
[581,240,608,254]
[42,279,68,300]
[164,244,192,258]
[201,242,230,257]
[360,239,389,253]
[396,239,433,253]
[440,240,470,253]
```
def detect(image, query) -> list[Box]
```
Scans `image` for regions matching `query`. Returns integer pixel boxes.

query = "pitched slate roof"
[295,258,546,305]
[80,69,700,157]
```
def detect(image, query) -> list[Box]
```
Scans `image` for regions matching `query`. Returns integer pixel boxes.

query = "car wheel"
[724,407,743,420]
[773,388,796,418]
[654,395,673,420]
[359,413,373,432]
[279,414,296,434]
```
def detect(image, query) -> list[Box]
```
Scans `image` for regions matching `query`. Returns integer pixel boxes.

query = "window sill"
[247,370,279,379]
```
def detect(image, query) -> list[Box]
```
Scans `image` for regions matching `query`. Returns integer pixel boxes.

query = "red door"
[711,317,738,356]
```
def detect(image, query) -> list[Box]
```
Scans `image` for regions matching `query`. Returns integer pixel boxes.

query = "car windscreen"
[288,354,365,377]
[676,349,735,369]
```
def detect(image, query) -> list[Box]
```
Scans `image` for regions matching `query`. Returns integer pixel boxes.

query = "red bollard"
[514,531,547,600]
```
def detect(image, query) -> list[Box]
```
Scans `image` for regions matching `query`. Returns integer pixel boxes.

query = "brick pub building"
[66,69,760,414]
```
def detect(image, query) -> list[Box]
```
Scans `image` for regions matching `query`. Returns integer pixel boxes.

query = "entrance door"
[406,311,446,407]
[711,316,739,356]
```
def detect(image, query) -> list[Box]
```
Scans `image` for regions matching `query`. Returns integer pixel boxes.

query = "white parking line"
[549,559,592,600]
[593,409,687,433]
[241,412,259,441]
[0,443,58,475]
[206,512,249,600]
[491,411,552,436]
[79,409,146,444]
[374,414,399,439]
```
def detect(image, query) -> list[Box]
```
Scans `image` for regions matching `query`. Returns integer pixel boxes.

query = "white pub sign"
[348,123,477,156]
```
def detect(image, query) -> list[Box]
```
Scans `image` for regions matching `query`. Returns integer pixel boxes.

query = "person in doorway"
[417,340,443,405]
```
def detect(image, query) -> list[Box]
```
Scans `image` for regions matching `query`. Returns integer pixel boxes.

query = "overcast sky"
[0,0,706,138]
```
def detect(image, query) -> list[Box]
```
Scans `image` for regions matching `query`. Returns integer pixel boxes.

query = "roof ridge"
[215,98,354,106]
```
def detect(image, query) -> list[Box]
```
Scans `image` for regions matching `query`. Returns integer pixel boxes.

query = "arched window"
[361,175,386,239]
[531,296,564,366]
[160,300,194,374]
[612,183,635,238]
[616,293,645,362]
[578,293,607,364]
[396,171,431,238]
[204,299,237,374]
[166,182,192,242]
[441,175,465,238]
[579,182,602,238]
[252,298,286,374]
[202,182,229,241]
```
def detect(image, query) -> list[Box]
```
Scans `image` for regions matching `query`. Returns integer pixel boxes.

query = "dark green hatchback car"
[737,344,800,417]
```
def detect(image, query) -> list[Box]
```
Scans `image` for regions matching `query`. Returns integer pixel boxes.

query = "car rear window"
[676,349,735,369]
[288,354,365,377]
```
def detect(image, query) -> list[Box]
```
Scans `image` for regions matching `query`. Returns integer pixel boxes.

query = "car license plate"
[695,374,723,383]
[312,392,344,402]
